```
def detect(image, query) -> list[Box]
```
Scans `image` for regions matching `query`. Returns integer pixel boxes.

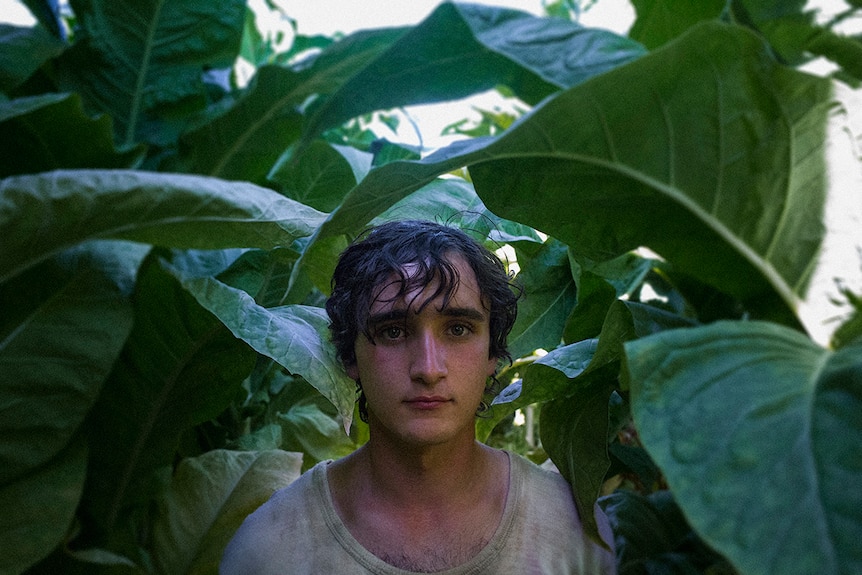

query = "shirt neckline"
[314,450,520,575]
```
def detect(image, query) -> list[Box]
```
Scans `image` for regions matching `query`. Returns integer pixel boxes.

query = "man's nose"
[409,330,447,384]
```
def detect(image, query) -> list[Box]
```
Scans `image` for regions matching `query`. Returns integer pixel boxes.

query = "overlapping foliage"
[1,0,860,573]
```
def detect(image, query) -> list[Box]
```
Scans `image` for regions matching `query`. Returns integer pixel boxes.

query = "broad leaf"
[298,22,833,327]
[0,23,65,92]
[301,2,646,140]
[0,241,143,486]
[467,21,833,324]
[58,0,246,146]
[0,169,325,283]
[0,94,145,177]
[152,449,302,575]
[541,380,616,549]
[269,142,373,212]
[81,256,256,536]
[183,1,642,183]
[172,271,356,430]
[507,238,577,359]
[627,321,862,575]
[0,437,88,575]
[630,0,727,49]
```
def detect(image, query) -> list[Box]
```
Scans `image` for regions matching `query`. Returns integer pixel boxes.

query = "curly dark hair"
[325,220,521,421]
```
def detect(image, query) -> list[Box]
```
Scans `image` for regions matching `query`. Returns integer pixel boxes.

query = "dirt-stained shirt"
[220,451,616,574]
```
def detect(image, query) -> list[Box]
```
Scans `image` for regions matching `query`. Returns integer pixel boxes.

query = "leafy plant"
[1,0,860,574]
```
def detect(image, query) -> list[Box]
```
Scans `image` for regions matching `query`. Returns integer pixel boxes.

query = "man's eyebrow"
[366,306,486,326]
[440,307,487,322]
[366,309,409,327]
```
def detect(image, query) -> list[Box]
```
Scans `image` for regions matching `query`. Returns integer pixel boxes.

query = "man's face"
[347,254,498,448]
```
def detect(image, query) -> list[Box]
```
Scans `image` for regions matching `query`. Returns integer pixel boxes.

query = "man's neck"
[362,435,493,506]
[327,438,510,571]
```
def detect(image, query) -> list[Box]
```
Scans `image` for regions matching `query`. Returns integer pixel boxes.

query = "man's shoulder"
[510,452,577,503]
[220,462,329,574]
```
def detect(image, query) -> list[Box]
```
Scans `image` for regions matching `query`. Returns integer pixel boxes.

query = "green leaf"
[540,380,616,549]
[58,0,246,146]
[0,23,65,92]
[0,242,142,486]
[600,490,729,575]
[0,94,145,177]
[0,436,88,575]
[180,27,404,181]
[507,238,577,359]
[626,321,862,575]
[277,400,358,469]
[185,1,642,183]
[0,169,325,283]
[172,271,356,430]
[300,21,832,328]
[302,2,645,141]
[564,253,655,343]
[630,0,727,49]
[466,21,833,325]
[81,256,256,536]
[152,449,302,575]
[269,141,372,212]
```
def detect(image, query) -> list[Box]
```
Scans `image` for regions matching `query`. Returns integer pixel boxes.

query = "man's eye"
[381,326,403,340]
[449,324,470,337]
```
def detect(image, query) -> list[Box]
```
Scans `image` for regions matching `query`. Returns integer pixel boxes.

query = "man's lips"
[404,396,450,409]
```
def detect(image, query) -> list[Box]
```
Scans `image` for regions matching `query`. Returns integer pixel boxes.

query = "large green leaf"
[0,94,145,177]
[0,241,143,486]
[506,238,577,359]
[81,256,256,537]
[626,321,862,575]
[296,22,833,325]
[0,437,88,575]
[171,270,356,430]
[0,23,65,92]
[629,0,727,49]
[152,449,302,575]
[182,1,642,183]
[541,380,616,549]
[0,169,325,283]
[466,21,833,323]
[57,0,246,146]
[301,2,645,140]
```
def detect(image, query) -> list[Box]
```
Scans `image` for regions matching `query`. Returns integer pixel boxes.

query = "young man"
[221,220,616,574]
